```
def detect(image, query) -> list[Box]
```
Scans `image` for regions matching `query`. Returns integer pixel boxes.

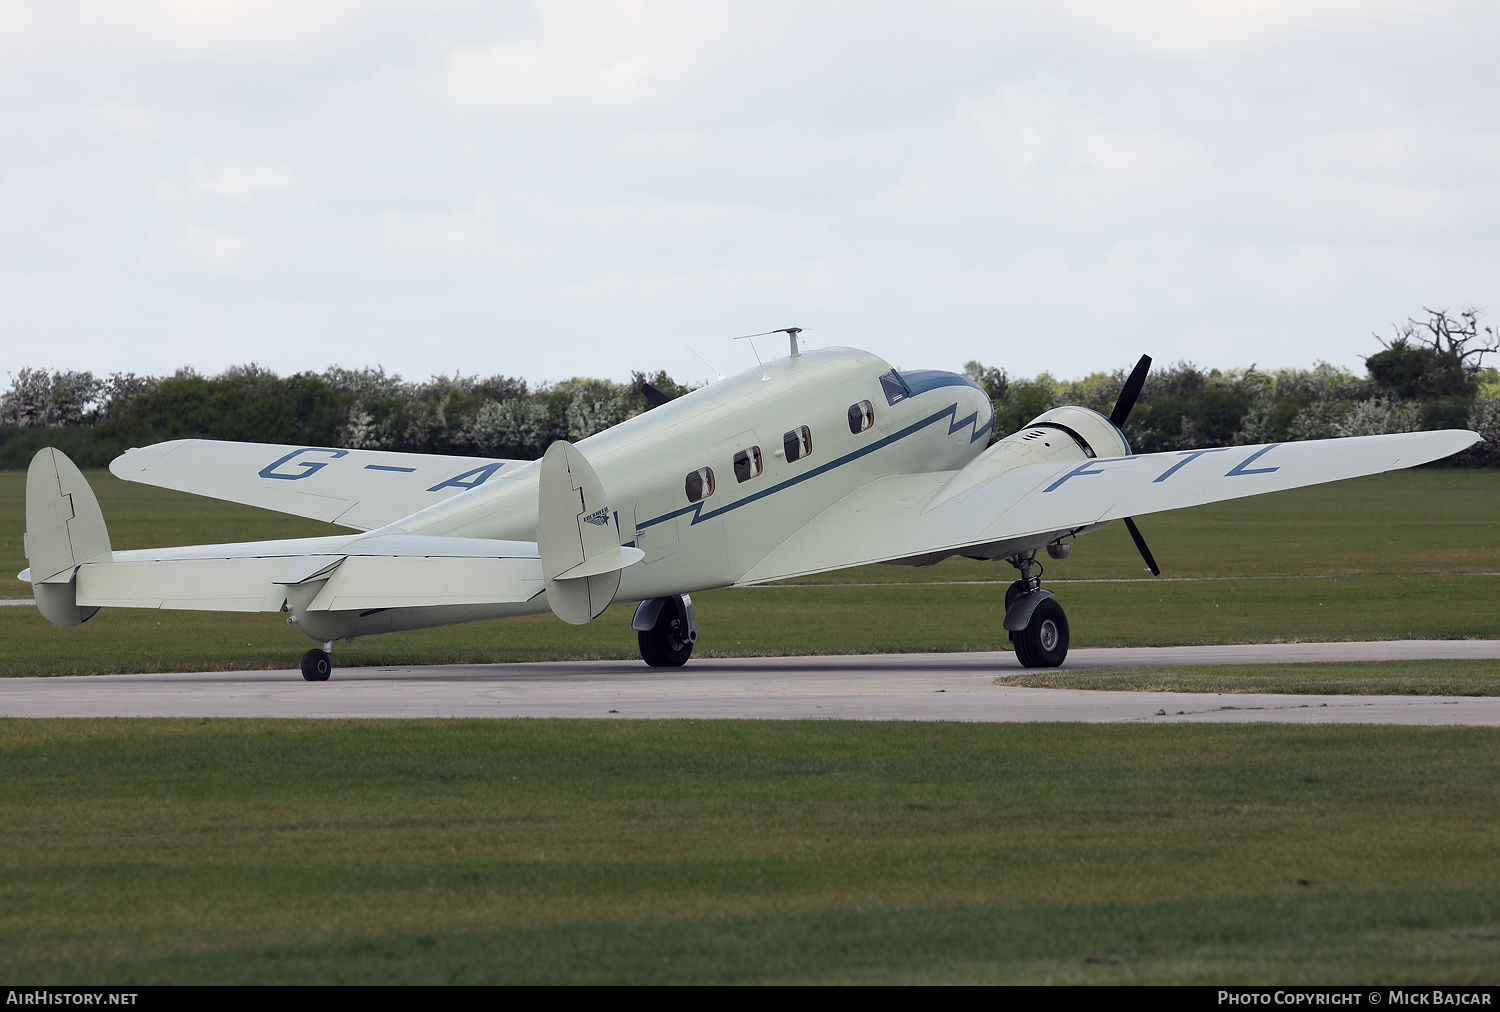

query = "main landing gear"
[301,641,335,681]
[1004,550,1069,668]
[633,594,697,667]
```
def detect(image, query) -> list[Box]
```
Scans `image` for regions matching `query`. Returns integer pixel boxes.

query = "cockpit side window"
[879,370,909,406]
[783,425,812,462]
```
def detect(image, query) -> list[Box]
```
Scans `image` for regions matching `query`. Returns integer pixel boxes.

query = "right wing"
[110,439,533,530]
[736,429,1481,584]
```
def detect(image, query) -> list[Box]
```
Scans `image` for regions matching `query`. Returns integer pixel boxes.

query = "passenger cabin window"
[684,466,715,503]
[848,400,875,434]
[733,446,763,483]
[879,370,909,406]
[783,425,813,462]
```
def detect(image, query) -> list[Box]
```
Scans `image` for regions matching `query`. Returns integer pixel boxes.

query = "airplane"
[20,330,1481,679]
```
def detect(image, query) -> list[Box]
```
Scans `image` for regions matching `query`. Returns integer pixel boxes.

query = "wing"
[109,439,533,530]
[736,430,1481,585]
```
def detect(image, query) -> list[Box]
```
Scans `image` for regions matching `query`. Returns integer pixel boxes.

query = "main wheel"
[1010,597,1069,668]
[638,596,694,667]
[301,648,332,681]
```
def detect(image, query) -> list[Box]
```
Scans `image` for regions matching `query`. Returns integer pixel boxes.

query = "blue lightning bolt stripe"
[637,401,992,531]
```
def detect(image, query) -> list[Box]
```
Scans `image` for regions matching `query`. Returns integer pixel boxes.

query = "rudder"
[24,447,112,627]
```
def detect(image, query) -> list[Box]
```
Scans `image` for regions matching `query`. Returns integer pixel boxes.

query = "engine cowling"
[1024,405,1131,459]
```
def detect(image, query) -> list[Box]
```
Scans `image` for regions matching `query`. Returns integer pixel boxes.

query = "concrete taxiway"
[2,640,1499,724]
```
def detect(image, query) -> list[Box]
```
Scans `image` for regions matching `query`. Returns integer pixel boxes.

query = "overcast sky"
[1,1,1497,387]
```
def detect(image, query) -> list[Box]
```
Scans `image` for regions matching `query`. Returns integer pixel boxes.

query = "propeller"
[1110,354,1152,428]
[1110,354,1161,575]
[1123,516,1161,576]
[640,382,670,408]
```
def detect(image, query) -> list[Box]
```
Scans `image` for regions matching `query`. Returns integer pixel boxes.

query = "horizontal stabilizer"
[71,534,544,613]
[551,545,646,581]
[110,439,531,530]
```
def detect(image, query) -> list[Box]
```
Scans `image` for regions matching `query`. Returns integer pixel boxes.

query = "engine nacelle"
[1024,405,1131,459]
[930,404,1129,508]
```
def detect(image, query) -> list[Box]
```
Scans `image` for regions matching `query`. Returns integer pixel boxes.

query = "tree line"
[3,307,1497,468]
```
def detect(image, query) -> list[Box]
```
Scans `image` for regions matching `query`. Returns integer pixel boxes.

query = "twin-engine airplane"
[21,333,1480,679]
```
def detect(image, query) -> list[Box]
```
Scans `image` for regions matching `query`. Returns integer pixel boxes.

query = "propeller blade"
[1123,516,1161,576]
[1109,354,1152,428]
[640,382,670,408]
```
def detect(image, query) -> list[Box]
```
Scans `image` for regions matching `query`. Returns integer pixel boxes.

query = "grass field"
[2,469,1499,677]
[4,471,1499,986]
[999,659,1500,696]
[3,718,1498,985]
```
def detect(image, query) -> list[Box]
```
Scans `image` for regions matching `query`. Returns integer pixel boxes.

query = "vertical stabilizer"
[537,441,644,625]
[25,447,112,627]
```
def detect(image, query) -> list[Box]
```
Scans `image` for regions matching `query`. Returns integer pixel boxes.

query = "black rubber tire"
[638,596,694,667]
[301,649,332,681]
[1004,579,1028,611]
[1012,598,1069,668]
[1014,629,1038,668]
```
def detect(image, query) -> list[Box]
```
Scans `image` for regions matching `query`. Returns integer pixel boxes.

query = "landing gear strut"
[1003,551,1069,668]
[633,595,697,667]
[301,641,334,681]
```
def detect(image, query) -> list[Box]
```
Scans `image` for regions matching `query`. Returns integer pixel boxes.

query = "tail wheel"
[639,596,694,667]
[1010,597,1069,668]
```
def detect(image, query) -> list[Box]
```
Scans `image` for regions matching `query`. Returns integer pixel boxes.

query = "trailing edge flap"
[537,441,641,625]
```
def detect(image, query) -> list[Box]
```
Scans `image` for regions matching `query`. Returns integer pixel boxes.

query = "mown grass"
[3,718,1498,984]
[998,659,1500,696]
[3,573,1499,676]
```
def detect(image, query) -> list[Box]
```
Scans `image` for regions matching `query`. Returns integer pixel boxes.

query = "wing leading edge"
[736,429,1481,585]
[109,439,532,530]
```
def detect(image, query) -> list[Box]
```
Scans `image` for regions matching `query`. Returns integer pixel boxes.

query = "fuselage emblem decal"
[581,507,611,526]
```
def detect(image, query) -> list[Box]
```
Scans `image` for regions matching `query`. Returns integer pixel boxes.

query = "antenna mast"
[732,327,806,369]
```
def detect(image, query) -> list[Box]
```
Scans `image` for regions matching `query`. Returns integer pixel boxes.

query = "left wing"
[736,430,1480,584]
[110,439,533,530]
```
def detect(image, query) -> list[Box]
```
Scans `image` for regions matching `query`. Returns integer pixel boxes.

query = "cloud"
[0,0,381,62]
[880,85,1207,232]
[438,2,705,121]
[0,1,1496,383]
[1051,0,1442,59]
[186,157,296,202]
[89,103,171,141]
[158,221,249,278]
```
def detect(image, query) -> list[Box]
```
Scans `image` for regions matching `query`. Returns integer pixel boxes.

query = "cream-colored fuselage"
[309,346,993,640]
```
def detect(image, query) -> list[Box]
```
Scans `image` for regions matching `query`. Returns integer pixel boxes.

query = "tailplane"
[23,447,112,627]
